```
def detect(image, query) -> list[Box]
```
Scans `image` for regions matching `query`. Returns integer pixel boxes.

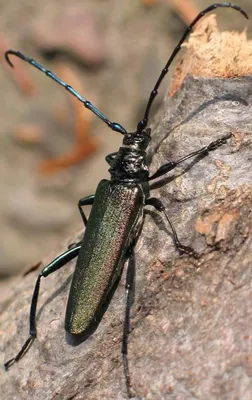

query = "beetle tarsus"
[149,133,233,181]
[177,244,200,259]
[4,336,35,370]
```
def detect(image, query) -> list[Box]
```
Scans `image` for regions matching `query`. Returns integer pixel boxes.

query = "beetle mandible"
[4,3,248,398]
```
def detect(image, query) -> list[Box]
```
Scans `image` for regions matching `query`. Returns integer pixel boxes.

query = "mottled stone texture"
[1,74,252,400]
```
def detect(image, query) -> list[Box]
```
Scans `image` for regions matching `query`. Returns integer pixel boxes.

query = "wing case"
[65,179,144,334]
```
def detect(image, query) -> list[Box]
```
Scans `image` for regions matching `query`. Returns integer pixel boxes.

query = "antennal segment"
[5,50,127,135]
[136,3,249,133]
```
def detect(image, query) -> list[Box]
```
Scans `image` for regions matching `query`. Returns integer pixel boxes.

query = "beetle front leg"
[146,197,199,258]
[4,244,81,370]
[148,133,232,181]
[105,151,118,166]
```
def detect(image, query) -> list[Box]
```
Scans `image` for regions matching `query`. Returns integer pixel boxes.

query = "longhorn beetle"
[4,3,248,398]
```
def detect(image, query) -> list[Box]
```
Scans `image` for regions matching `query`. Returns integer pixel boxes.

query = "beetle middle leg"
[68,194,94,249]
[77,155,118,234]
[78,194,95,226]
[67,194,94,249]
[4,244,81,370]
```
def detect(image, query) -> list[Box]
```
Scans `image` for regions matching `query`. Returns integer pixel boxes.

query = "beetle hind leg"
[122,251,136,398]
[4,245,81,370]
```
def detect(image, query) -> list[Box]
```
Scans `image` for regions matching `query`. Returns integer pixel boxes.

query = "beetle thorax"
[109,129,151,183]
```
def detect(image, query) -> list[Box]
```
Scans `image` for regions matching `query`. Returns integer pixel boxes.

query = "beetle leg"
[78,194,95,226]
[4,244,81,370]
[67,240,83,250]
[146,197,199,258]
[122,251,136,399]
[148,133,232,181]
[105,151,118,166]
[67,195,95,248]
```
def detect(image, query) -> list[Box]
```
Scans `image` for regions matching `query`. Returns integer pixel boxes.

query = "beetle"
[4,3,248,398]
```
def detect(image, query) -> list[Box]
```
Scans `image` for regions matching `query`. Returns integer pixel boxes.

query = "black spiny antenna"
[4,50,127,135]
[136,2,248,133]
[4,3,248,136]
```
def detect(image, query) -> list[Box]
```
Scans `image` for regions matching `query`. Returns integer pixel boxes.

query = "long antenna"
[5,50,127,135]
[136,2,249,133]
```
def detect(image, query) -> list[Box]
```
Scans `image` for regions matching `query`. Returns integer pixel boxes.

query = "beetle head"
[123,128,151,151]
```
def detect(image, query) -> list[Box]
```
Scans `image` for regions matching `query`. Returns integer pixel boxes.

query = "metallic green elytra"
[65,180,144,334]
[4,3,248,398]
